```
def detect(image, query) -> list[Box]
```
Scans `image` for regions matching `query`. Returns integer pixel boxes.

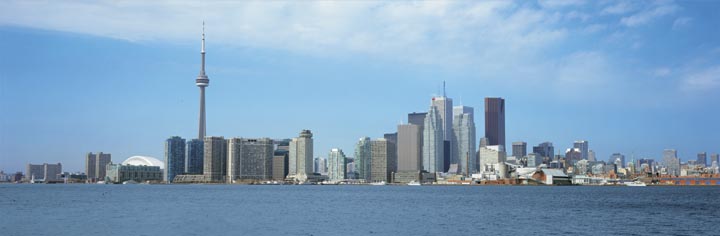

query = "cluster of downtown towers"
[162,26,509,183]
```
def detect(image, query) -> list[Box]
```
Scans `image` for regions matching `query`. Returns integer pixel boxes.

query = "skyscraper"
[533,142,554,159]
[512,141,527,159]
[663,149,680,176]
[314,157,327,174]
[85,152,111,182]
[384,132,398,163]
[697,152,707,167]
[607,153,625,168]
[203,136,227,182]
[431,96,453,143]
[573,140,589,160]
[288,130,313,182]
[354,137,372,181]
[227,138,274,182]
[327,148,347,182]
[452,106,476,175]
[370,138,397,182]
[566,148,583,166]
[423,106,444,173]
[397,124,422,172]
[272,140,290,181]
[711,153,719,166]
[195,22,210,140]
[431,83,453,172]
[164,136,186,183]
[185,139,204,174]
[407,112,426,162]
[588,150,596,162]
[484,97,505,147]
[408,112,427,127]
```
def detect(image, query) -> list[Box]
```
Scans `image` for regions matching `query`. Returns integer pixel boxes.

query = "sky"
[0,0,718,173]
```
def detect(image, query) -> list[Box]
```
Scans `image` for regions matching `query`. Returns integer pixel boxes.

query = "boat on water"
[625,181,647,187]
[370,181,386,186]
[407,181,422,186]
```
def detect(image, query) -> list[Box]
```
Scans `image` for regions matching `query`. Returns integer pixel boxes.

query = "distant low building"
[26,163,62,183]
[106,163,163,183]
[531,168,570,185]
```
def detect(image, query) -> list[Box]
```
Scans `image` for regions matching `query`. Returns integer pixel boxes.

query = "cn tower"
[196,21,209,140]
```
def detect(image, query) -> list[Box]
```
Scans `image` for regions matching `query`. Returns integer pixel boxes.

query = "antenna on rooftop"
[443,80,446,98]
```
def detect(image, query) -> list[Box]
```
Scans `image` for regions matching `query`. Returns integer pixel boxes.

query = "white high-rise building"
[288,130,313,182]
[452,106,476,175]
[663,149,680,176]
[423,106,444,173]
[431,96,453,141]
[327,149,347,181]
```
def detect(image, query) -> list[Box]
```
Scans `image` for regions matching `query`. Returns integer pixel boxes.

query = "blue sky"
[0,0,718,172]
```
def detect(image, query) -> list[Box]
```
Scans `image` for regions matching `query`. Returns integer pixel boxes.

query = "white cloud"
[565,11,591,22]
[0,0,575,67]
[554,51,611,87]
[620,3,678,27]
[582,24,607,34]
[682,66,720,91]
[601,2,636,15]
[672,17,692,30]
[538,0,587,9]
[652,67,672,77]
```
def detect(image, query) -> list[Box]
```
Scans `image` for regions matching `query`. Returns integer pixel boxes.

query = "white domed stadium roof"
[122,156,165,169]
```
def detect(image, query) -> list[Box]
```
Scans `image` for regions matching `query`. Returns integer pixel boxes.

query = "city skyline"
[1,1,720,172]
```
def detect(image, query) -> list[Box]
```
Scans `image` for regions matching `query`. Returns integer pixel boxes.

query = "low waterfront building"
[531,168,570,185]
[479,145,507,179]
[394,170,422,183]
[106,163,163,183]
[58,172,87,183]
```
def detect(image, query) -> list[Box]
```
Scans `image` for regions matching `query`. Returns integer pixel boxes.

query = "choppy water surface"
[1,185,718,236]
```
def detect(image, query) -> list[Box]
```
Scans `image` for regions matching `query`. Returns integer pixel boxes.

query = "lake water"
[1,184,719,236]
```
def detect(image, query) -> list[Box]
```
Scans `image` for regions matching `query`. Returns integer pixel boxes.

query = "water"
[1,185,719,236]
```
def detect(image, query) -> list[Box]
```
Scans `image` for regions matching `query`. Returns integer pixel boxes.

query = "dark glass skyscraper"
[484,97,505,147]
[533,142,554,159]
[697,152,707,166]
[408,112,427,127]
[164,136,186,183]
[186,139,204,174]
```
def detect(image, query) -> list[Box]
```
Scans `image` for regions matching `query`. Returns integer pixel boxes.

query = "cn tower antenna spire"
[201,21,205,53]
[443,80,446,98]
